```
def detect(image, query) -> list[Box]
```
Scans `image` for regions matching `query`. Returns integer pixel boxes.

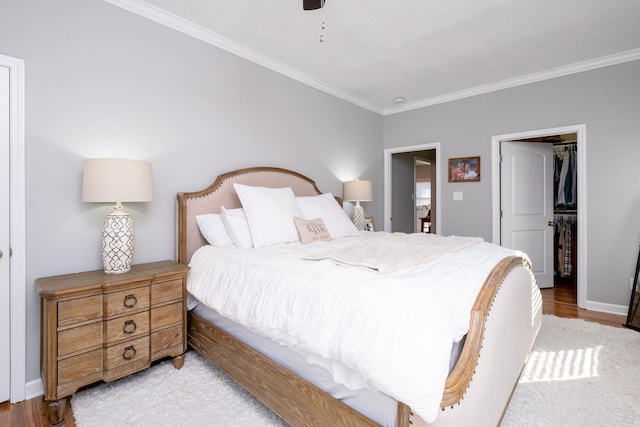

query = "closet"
[553,141,577,289]
[514,134,578,291]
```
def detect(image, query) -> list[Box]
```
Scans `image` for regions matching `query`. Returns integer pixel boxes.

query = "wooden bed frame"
[177,166,542,427]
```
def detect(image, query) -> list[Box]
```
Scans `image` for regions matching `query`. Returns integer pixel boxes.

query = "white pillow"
[220,207,253,248]
[296,193,359,238]
[195,213,234,247]
[233,183,302,248]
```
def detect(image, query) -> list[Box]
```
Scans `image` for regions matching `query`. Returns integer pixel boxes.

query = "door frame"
[384,142,441,232]
[0,54,26,402]
[491,124,587,308]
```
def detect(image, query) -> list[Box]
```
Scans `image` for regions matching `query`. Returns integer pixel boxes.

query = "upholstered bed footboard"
[410,258,542,426]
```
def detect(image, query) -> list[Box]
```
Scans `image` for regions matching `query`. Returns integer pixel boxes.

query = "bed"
[177,166,542,427]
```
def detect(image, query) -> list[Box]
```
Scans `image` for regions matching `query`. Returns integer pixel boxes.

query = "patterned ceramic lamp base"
[102,213,135,274]
[352,203,365,231]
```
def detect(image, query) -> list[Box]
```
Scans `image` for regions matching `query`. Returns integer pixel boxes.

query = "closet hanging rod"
[553,141,577,146]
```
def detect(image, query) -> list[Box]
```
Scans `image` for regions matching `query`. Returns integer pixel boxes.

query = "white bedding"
[304,232,483,273]
[187,231,525,423]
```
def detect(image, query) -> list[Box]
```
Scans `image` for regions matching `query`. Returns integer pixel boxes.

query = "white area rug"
[72,315,640,426]
[71,352,287,427]
[502,315,640,426]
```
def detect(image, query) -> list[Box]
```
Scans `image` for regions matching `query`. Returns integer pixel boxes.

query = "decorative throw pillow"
[296,193,359,239]
[220,206,253,248]
[195,213,234,247]
[233,183,302,248]
[294,217,332,244]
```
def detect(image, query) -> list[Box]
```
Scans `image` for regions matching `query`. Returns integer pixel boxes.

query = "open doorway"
[384,143,441,233]
[491,125,586,308]
[416,159,433,233]
[390,152,435,233]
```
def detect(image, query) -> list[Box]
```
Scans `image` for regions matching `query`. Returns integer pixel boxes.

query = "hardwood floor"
[0,396,75,427]
[1,286,630,427]
[541,288,627,327]
[541,279,627,328]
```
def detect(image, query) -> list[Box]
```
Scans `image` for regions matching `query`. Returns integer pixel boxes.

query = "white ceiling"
[109,0,640,114]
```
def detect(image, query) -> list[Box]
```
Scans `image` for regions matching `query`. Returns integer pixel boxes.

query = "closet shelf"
[554,209,577,215]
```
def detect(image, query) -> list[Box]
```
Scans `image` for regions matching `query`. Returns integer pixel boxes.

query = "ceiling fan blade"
[303,0,325,10]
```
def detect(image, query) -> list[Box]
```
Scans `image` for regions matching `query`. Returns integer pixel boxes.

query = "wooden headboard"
[176,166,327,264]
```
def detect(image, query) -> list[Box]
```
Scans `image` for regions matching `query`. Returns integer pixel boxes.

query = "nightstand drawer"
[58,322,102,356]
[151,323,183,356]
[105,286,150,317]
[58,294,103,328]
[58,348,103,385]
[151,278,183,305]
[105,311,150,344]
[151,301,182,329]
[105,335,150,370]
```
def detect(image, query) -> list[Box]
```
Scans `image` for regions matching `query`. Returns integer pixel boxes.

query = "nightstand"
[37,260,190,425]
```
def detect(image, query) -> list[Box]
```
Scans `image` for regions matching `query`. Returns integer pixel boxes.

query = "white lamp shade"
[343,180,372,202]
[82,158,153,203]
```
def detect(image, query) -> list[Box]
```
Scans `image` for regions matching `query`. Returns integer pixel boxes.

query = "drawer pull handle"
[123,345,137,360]
[123,320,137,334]
[123,294,137,308]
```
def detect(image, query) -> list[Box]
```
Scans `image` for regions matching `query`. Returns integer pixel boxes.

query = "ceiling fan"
[303,0,326,11]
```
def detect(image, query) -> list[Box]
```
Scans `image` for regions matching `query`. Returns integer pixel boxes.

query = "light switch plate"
[453,191,463,201]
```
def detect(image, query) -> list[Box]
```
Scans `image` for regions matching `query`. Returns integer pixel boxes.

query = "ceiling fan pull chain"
[320,0,325,42]
[303,0,326,42]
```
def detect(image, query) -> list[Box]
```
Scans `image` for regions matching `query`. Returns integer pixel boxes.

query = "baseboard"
[585,300,628,317]
[25,378,44,400]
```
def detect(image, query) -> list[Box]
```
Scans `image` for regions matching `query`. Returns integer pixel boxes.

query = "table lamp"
[343,179,372,231]
[82,158,153,274]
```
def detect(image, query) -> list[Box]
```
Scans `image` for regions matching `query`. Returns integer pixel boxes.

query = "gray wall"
[0,0,382,388]
[383,59,640,310]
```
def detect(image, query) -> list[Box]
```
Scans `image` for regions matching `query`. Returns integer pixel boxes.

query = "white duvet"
[187,232,524,423]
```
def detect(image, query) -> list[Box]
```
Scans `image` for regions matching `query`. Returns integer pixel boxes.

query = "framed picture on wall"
[448,156,480,182]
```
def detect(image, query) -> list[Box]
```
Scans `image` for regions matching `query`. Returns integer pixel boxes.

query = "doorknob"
[0,249,3,258]
[548,221,555,227]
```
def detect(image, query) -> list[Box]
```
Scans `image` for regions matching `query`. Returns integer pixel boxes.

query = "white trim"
[0,53,26,402]
[584,300,628,317]
[384,49,640,115]
[26,378,44,401]
[384,143,441,233]
[104,0,383,114]
[491,124,587,309]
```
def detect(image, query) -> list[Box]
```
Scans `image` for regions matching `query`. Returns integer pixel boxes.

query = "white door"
[0,64,10,402]
[501,141,554,288]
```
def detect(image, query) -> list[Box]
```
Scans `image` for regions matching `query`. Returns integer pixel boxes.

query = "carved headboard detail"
[177,167,329,264]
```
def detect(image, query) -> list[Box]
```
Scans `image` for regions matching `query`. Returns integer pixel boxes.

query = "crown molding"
[104,0,383,114]
[106,1,639,117]
[383,48,640,115]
